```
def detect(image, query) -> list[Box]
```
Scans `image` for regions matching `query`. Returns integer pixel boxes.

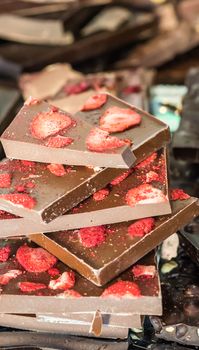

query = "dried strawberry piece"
[86,128,129,152]
[49,271,75,291]
[128,218,155,238]
[47,164,66,177]
[110,169,133,186]
[0,210,17,220]
[0,173,12,188]
[93,188,109,201]
[100,106,141,133]
[135,153,157,169]
[0,270,22,285]
[25,97,40,106]
[21,160,35,167]
[78,226,106,248]
[132,265,156,278]
[15,185,26,193]
[0,246,11,262]
[48,267,60,277]
[122,85,141,94]
[45,135,74,148]
[101,281,141,298]
[16,244,57,273]
[30,110,73,140]
[170,189,190,201]
[64,81,90,95]
[146,171,159,183]
[18,282,46,292]
[81,93,107,111]
[59,289,82,298]
[0,193,36,209]
[26,182,35,189]
[126,184,167,207]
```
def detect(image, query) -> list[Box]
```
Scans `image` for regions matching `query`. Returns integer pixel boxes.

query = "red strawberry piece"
[101,281,141,298]
[123,85,141,94]
[15,185,26,193]
[110,169,133,186]
[132,265,156,278]
[78,226,106,248]
[93,188,109,201]
[126,184,167,207]
[0,270,22,285]
[170,189,190,201]
[26,182,35,189]
[0,193,36,209]
[48,267,60,277]
[59,289,82,298]
[81,93,107,111]
[0,246,11,262]
[145,171,159,183]
[100,106,141,133]
[24,97,40,106]
[128,218,155,238]
[16,244,57,273]
[47,164,66,177]
[135,153,157,169]
[45,136,74,148]
[0,210,17,220]
[0,173,12,188]
[49,271,75,291]
[64,81,90,95]
[86,127,129,152]
[21,160,35,167]
[18,282,46,292]
[30,110,73,140]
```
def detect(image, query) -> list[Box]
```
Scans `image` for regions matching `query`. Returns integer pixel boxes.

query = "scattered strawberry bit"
[64,81,90,95]
[135,153,157,169]
[47,164,66,177]
[146,171,159,183]
[126,184,167,207]
[45,136,74,148]
[15,185,26,193]
[0,193,36,209]
[21,160,35,167]
[0,246,11,262]
[132,265,156,278]
[110,169,133,186]
[78,226,106,248]
[59,289,82,298]
[93,188,109,201]
[0,210,17,220]
[49,271,75,291]
[122,85,141,94]
[100,106,141,133]
[0,173,12,188]
[26,181,35,189]
[128,218,155,238]
[0,270,22,285]
[170,189,190,201]
[50,106,59,113]
[101,281,141,298]
[30,110,73,140]
[81,93,107,111]
[18,282,46,292]
[24,97,40,106]
[16,244,57,273]
[86,127,129,152]
[48,267,60,277]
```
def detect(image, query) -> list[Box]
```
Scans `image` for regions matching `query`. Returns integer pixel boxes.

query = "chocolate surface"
[180,215,199,265]
[31,198,199,286]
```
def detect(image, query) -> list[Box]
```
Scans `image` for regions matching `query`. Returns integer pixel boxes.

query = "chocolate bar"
[180,216,199,265]
[31,197,199,286]
[150,242,199,347]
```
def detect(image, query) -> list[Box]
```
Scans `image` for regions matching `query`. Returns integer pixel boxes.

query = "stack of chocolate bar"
[0,89,198,346]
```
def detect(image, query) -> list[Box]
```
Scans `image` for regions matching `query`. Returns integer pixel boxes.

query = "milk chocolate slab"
[180,216,199,265]
[1,97,135,168]
[31,198,199,286]
[0,241,161,314]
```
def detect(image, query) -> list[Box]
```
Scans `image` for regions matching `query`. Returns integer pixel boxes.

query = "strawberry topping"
[18,282,46,292]
[146,171,159,183]
[64,81,90,95]
[101,281,141,298]
[0,246,11,262]
[110,169,133,186]
[49,271,75,291]
[0,270,22,285]
[128,218,155,238]
[0,173,12,188]
[93,188,109,201]
[86,127,129,152]
[135,153,157,169]
[81,93,107,111]
[0,193,36,209]
[78,226,106,248]
[170,189,190,201]
[45,136,73,148]
[20,160,35,167]
[47,164,66,177]
[59,289,82,298]
[100,106,141,133]
[132,265,156,278]
[16,244,57,273]
[126,184,167,207]
[48,267,60,277]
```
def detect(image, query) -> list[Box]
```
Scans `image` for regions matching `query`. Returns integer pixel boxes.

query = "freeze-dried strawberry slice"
[101,281,141,298]
[0,246,11,262]
[30,110,73,140]
[0,270,22,285]
[49,271,75,291]
[170,188,190,201]
[146,171,159,183]
[64,81,90,95]
[47,164,66,177]
[16,244,57,273]
[0,193,36,209]
[78,226,106,248]
[81,93,107,111]
[135,153,157,169]
[21,160,35,167]
[110,169,133,186]
[0,173,12,188]
[59,289,82,298]
[100,106,141,133]
[128,218,155,238]
[45,136,74,148]
[93,188,109,201]
[48,267,60,277]
[126,184,167,207]
[86,128,129,152]
[132,265,156,278]
[122,85,141,94]
[18,282,46,292]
